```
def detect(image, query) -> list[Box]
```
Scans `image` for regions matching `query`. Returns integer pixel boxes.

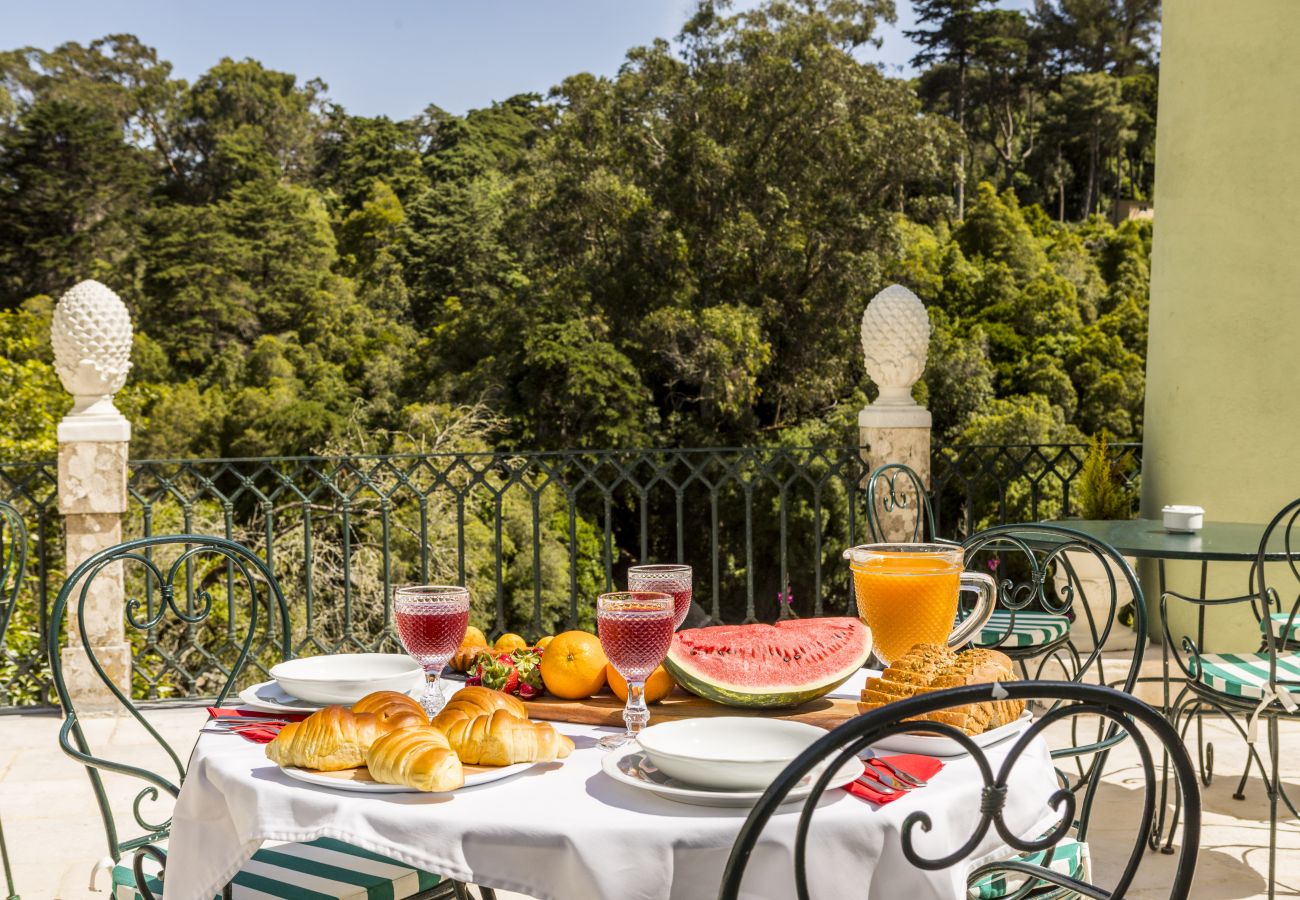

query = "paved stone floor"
[2,694,1296,898]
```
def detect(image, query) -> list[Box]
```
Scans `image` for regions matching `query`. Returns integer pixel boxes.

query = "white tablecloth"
[165,674,1062,900]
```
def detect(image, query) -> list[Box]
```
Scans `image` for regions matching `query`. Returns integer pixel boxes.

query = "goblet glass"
[596,591,674,750]
[627,563,693,629]
[394,584,470,716]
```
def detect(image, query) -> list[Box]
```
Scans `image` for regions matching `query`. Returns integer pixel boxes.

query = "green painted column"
[1141,1,1300,649]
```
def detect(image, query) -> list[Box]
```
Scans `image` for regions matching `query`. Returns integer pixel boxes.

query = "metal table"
[1042,517,1293,853]
[1040,517,1289,662]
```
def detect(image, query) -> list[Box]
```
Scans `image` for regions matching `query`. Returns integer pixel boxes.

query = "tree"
[1034,0,1160,77]
[908,0,996,217]
[0,99,151,303]
[176,58,323,198]
[1052,72,1134,217]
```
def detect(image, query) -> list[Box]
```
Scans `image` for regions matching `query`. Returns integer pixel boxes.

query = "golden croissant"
[437,708,574,766]
[352,690,428,726]
[365,726,464,792]
[431,685,526,730]
[266,705,407,771]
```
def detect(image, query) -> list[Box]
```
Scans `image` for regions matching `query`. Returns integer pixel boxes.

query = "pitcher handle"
[948,570,997,650]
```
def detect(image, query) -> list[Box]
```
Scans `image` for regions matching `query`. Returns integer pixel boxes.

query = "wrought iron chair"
[719,681,1200,900]
[48,534,463,900]
[1160,497,1300,898]
[0,501,27,900]
[962,523,1145,686]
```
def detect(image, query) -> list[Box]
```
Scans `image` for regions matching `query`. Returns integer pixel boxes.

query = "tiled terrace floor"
[2,683,1296,898]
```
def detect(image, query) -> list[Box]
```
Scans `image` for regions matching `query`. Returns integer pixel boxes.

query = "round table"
[1040,516,1289,661]
[1041,517,1294,853]
[163,673,1062,900]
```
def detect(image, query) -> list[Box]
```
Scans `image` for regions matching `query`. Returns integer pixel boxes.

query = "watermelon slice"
[664,617,873,709]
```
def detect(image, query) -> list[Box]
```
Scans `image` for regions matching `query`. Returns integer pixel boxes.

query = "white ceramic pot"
[1052,549,1141,652]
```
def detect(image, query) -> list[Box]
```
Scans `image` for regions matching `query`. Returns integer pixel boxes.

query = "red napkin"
[845,754,943,805]
[206,707,309,744]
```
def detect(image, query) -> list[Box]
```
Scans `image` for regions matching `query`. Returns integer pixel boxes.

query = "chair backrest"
[718,681,1200,900]
[48,534,290,863]
[1257,498,1300,664]
[1164,497,1300,694]
[865,463,934,543]
[962,523,1147,686]
[0,500,26,649]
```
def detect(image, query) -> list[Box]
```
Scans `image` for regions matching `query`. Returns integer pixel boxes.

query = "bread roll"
[431,685,527,730]
[437,708,574,766]
[266,706,395,771]
[365,726,464,792]
[352,690,428,726]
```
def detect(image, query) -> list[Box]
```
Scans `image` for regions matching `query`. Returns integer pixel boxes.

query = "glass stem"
[421,665,445,715]
[624,681,650,737]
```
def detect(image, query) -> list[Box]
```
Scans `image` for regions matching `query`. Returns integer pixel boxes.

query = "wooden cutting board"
[523,689,861,729]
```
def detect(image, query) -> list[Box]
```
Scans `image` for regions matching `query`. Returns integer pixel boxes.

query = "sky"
[3,0,1031,119]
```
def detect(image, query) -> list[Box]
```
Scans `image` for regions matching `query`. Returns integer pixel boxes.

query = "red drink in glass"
[396,605,469,665]
[628,564,693,629]
[596,590,674,750]
[394,585,471,716]
[598,605,675,681]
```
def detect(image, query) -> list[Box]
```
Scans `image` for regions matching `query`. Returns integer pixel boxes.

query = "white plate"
[601,747,860,807]
[237,679,423,714]
[281,761,534,794]
[636,717,827,790]
[271,653,425,705]
[866,710,1033,758]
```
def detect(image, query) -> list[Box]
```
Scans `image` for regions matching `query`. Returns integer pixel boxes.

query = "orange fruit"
[607,664,675,704]
[539,631,608,699]
[495,633,527,653]
[535,635,554,650]
[464,625,487,647]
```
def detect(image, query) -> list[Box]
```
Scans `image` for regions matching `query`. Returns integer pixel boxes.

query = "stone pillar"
[51,280,134,711]
[858,285,933,538]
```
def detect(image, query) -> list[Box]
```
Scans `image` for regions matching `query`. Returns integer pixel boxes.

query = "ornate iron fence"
[931,442,1142,538]
[0,461,59,706]
[0,441,1141,707]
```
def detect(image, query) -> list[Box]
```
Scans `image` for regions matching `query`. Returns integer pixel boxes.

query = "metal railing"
[932,441,1142,538]
[0,441,1140,707]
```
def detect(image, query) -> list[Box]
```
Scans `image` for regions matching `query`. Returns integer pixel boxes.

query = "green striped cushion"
[1262,613,1300,642]
[978,610,1071,649]
[112,836,443,899]
[969,837,1088,898]
[1196,651,1300,700]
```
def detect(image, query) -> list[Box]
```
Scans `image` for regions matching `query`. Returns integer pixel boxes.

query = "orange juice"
[851,552,962,665]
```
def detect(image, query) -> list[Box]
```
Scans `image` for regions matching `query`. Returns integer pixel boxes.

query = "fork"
[867,757,927,788]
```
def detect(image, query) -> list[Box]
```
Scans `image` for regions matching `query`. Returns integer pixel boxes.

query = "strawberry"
[510,647,546,698]
[470,653,519,694]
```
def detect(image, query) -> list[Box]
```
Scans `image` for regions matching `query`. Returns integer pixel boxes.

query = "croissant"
[437,708,574,766]
[365,726,464,792]
[352,690,428,726]
[266,706,400,771]
[431,685,526,731]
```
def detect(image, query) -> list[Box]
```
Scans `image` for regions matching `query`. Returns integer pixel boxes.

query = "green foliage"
[0,3,1152,464]
[1076,431,1137,520]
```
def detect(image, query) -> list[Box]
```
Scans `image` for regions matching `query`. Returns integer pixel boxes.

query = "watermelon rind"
[664,618,873,709]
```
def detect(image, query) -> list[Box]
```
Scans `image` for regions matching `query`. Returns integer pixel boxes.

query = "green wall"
[1141,1,1300,649]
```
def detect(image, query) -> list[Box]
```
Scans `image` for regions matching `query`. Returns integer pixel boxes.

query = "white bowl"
[1162,505,1205,534]
[270,653,424,705]
[635,717,828,790]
